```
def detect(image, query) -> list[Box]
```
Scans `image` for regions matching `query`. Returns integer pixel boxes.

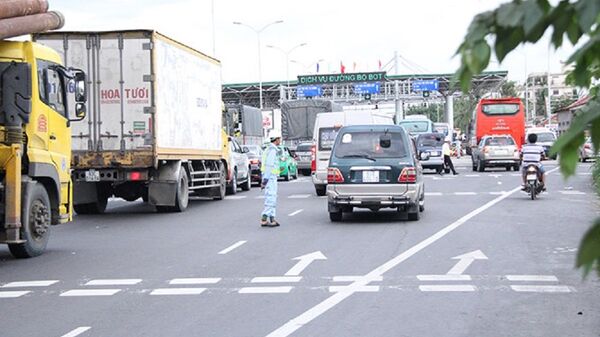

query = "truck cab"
[0,40,86,258]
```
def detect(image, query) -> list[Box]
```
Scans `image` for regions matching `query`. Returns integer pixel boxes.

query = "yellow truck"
[33,30,229,213]
[0,40,87,257]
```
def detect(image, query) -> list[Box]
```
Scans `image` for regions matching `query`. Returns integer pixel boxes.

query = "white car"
[227,137,251,194]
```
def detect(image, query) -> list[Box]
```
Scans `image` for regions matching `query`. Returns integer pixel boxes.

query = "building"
[553,96,590,136]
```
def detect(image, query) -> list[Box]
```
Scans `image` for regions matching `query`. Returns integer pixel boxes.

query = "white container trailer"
[33,30,228,213]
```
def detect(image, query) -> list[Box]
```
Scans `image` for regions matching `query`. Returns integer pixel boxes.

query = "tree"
[455,0,600,276]
[500,80,518,97]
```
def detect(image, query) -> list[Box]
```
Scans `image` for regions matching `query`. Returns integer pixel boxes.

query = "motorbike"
[524,164,544,200]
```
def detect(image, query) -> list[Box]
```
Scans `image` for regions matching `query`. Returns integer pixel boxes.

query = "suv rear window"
[399,121,430,133]
[485,137,515,146]
[334,131,407,159]
[417,134,444,147]
[319,127,341,151]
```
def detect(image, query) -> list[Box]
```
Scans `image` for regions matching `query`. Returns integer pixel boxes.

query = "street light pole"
[233,20,284,110]
[267,43,307,88]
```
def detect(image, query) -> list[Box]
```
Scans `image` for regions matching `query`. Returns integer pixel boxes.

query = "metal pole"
[546,47,552,121]
[258,33,263,110]
[286,53,289,100]
[211,0,216,56]
[446,94,454,135]
[394,50,399,75]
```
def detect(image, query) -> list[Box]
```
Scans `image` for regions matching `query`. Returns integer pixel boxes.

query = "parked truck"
[33,30,228,214]
[280,99,342,147]
[0,2,88,258]
[224,104,263,145]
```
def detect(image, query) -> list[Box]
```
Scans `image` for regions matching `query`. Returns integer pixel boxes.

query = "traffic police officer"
[260,130,282,227]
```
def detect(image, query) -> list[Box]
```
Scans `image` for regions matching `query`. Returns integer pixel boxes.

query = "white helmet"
[445,136,451,142]
[269,129,282,142]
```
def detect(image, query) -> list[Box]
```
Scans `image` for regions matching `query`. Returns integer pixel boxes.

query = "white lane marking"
[454,192,477,196]
[1,280,59,288]
[447,250,488,275]
[218,240,247,255]
[225,195,247,200]
[251,276,302,283]
[506,275,559,282]
[510,173,521,177]
[419,285,477,292]
[169,278,221,285]
[425,192,443,196]
[264,184,526,337]
[60,327,91,337]
[329,285,380,293]
[150,288,206,296]
[288,194,311,199]
[559,191,586,195]
[288,209,304,217]
[332,276,383,282]
[60,289,121,297]
[0,290,30,298]
[285,251,327,276]
[510,285,572,293]
[239,286,293,294]
[255,196,266,199]
[465,174,480,177]
[489,191,506,195]
[85,279,141,286]
[417,275,472,281]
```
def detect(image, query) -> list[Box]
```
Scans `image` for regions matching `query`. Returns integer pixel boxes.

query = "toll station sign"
[298,72,386,85]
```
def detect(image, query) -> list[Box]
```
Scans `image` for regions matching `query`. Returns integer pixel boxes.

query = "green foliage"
[456,0,600,277]
[500,81,518,97]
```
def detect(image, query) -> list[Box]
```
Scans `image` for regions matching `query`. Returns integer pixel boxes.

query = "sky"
[53,0,577,85]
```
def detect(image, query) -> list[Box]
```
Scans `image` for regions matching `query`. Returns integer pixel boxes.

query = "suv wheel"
[329,211,343,222]
[315,185,326,196]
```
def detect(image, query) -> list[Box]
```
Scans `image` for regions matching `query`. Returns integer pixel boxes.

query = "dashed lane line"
[454,192,477,196]
[288,194,311,199]
[510,285,572,293]
[85,279,142,286]
[218,240,247,255]
[251,276,302,283]
[150,288,207,296]
[419,285,477,292]
[329,285,380,293]
[60,289,121,297]
[1,280,59,288]
[60,327,91,337]
[169,278,221,285]
[0,290,30,298]
[331,276,383,282]
[506,275,559,282]
[417,275,472,281]
[239,287,293,294]
[288,209,304,217]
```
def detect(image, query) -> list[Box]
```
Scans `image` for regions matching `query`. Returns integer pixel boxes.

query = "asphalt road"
[1,159,599,337]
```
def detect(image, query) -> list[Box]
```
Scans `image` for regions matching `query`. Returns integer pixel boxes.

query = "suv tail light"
[327,168,344,184]
[483,146,489,154]
[398,167,417,183]
[310,144,317,173]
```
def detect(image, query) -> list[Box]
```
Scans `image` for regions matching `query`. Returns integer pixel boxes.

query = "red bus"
[474,98,526,149]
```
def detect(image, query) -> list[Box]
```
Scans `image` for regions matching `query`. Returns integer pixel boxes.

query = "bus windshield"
[482,104,520,115]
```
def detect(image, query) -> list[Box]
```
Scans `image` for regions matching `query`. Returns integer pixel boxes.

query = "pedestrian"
[442,136,458,175]
[260,130,282,227]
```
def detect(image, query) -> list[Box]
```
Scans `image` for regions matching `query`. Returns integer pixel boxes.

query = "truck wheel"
[157,169,189,213]
[212,163,227,200]
[227,169,237,195]
[241,171,251,191]
[74,193,108,215]
[8,182,51,258]
[315,185,326,196]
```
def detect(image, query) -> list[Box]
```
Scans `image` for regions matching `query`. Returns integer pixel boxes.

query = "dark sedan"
[243,145,263,185]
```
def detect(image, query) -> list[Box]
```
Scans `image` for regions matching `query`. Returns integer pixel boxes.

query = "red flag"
[378,59,382,70]
[340,61,345,74]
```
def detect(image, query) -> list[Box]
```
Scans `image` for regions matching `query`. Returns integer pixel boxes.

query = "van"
[526,127,557,159]
[398,115,434,136]
[312,110,394,196]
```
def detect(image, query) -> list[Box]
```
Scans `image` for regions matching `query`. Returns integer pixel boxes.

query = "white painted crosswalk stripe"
[329,285,380,293]
[1,280,59,288]
[506,275,558,282]
[169,278,221,285]
[225,195,247,200]
[251,276,302,283]
[239,286,293,294]
[425,192,443,196]
[85,279,142,286]
[419,285,477,292]
[150,288,206,296]
[454,192,477,196]
[0,290,31,298]
[288,194,311,199]
[60,289,121,297]
[510,285,571,293]
[331,276,383,282]
[417,275,472,281]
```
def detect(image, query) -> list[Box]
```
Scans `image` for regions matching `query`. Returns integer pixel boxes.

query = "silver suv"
[471,135,520,172]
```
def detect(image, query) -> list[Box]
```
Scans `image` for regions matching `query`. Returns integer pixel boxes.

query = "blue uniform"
[261,143,280,218]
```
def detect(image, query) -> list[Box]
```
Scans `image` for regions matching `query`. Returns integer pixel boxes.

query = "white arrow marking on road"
[447,250,488,275]
[284,251,327,276]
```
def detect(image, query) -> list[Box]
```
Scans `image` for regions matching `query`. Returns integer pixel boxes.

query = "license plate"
[526,174,537,181]
[85,169,100,182]
[362,171,379,183]
[495,150,508,156]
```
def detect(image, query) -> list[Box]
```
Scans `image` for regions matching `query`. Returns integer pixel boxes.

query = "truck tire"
[157,169,189,212]
[211,163,227,200]
[74,193,108,215]
[227,169,237,195]
[8,182,51,258]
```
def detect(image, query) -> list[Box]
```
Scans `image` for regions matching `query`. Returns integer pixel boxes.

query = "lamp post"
[233,20,283,109]
[290,58,325,74]
[266,43,307,88]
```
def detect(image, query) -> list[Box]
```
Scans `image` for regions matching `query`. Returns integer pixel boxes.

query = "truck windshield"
[334,131,407,159]
[399,121,430,133]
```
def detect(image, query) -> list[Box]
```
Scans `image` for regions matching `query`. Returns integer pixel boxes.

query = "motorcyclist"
[521,133,546,191]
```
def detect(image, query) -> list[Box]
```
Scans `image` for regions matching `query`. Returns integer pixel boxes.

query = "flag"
[316,62,320,73]
[378,59,382,70]
[340,61,345,74]
[353,62,357,72]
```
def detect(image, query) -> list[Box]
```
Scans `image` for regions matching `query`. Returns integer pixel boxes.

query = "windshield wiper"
[340,154,376,162]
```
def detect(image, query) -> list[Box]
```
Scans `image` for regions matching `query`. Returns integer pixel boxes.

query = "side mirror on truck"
[75,102,86,120]
[73,70,86,103]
